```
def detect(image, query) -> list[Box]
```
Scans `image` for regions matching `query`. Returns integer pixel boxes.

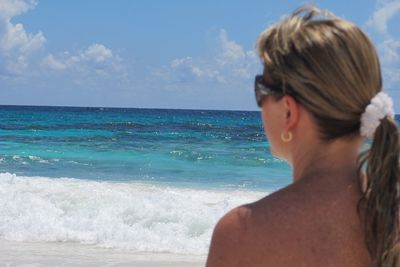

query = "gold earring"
[281,131,293,143]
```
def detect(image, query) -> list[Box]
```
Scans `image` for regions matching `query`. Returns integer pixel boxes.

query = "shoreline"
[0,240,206,267]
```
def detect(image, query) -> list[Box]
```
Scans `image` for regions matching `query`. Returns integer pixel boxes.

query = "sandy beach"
[0,241,205,267]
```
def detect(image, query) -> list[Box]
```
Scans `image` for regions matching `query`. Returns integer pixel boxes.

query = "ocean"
[0,105,398,257]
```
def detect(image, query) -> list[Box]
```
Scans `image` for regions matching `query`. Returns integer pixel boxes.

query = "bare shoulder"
[206,177,369,267]
[205,188,297,267]
[205,205,252,267]
[205,184,338,267]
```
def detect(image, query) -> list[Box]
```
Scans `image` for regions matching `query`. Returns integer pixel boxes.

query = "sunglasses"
[254,75,283,107]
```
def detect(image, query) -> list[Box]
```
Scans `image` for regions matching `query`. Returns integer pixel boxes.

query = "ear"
[282,95,300,131]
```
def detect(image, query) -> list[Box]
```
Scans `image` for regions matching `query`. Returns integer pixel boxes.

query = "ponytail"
[358,116,400,267]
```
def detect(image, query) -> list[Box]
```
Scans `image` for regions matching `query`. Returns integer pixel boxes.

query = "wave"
[0,173,266,255]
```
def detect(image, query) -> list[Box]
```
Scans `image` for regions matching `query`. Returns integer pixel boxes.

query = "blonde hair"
[256,5,400,267]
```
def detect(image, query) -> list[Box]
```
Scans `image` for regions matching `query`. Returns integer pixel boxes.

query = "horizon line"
[0,103,260,113]
[1,104,399,117]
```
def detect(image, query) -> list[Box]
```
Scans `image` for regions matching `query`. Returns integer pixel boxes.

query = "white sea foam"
[0,173,266,255]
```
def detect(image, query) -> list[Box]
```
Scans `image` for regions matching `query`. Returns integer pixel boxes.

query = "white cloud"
[41,54,66,71]
[1,21,45,53]
[0,0,123,81]
[170,56,224,82]
[43,44,113,70]
[367,0,400,90]
[216,29,246,66]
[162,29,259,89]
[83,44,113,62]
[367,0,400,33]
[0,0,45,75]
[170,57,203,78]
[171,57,193,69]
[41,44,120,78]
[379,37,400,65]
[0,0,36,19]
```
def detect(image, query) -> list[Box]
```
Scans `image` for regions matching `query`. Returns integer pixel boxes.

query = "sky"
[0,0,399,111]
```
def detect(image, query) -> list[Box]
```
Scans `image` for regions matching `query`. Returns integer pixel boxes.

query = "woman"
[206,6,399,267]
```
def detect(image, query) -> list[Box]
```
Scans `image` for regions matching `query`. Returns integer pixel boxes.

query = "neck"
[290,137,362,184]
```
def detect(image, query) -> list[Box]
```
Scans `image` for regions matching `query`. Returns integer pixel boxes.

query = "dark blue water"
[0,105,292,191]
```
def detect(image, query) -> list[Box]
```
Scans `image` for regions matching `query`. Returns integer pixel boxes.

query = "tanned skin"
[206,95,371,267]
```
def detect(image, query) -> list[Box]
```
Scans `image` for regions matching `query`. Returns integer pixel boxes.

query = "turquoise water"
[0,105,292,191]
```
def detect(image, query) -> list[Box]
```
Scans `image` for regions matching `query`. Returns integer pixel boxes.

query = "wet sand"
[0,241,205,267]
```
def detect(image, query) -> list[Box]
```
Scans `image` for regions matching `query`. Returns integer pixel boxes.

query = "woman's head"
[255,6,399,267]
[256,5,382,141]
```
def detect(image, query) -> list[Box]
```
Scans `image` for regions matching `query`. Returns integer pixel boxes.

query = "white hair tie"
[360,92,395,139]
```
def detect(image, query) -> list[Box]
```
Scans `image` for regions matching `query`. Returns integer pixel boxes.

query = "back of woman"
[206,5,399,267]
